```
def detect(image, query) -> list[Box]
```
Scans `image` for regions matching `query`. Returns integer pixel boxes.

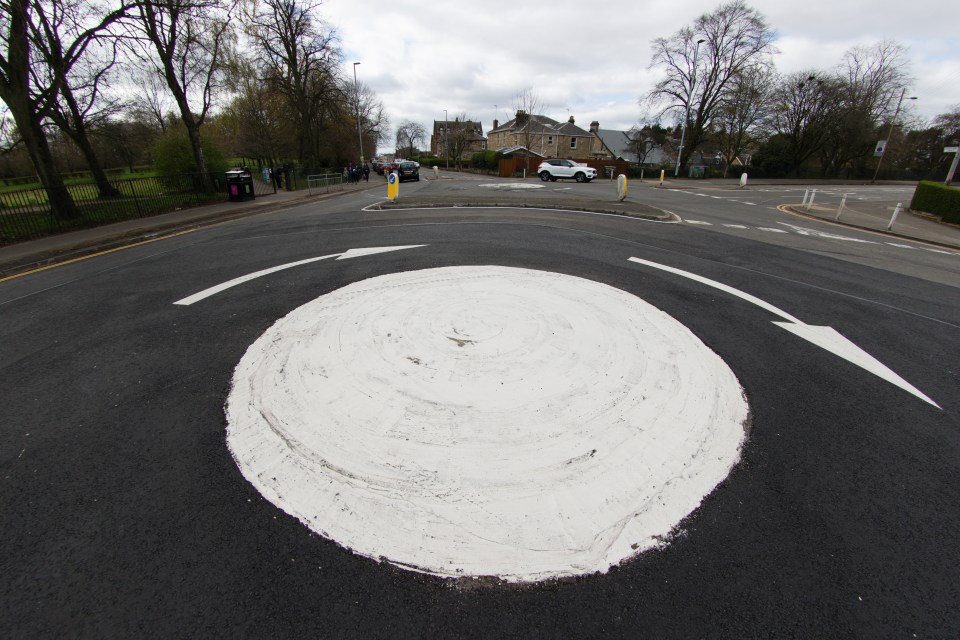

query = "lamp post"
[444,108,449,169]
[871,88,917,183]
[353,62,364,163]
[674,38,705,177]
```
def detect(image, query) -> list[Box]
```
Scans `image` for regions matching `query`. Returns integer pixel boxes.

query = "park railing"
[0,171,278,246]
[306,173,344,195]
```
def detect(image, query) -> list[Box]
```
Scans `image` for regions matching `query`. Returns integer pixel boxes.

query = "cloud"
[321,0,959,153]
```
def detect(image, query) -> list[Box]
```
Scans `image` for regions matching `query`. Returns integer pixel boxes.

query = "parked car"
[397,161,420,182]
[377,161,398,175]
[537,159,597,183]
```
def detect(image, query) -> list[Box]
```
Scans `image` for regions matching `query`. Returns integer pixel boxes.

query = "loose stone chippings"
[226,265,748,583]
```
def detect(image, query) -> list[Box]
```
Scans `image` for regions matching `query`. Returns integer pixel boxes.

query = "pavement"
[2,174,958,279]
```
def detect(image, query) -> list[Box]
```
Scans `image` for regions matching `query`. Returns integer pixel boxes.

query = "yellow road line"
[0,228,197,283]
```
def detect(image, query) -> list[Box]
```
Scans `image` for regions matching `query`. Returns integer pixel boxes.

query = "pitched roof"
[595,129,674,165]
[495,145,545,157]
[489,114,592,137]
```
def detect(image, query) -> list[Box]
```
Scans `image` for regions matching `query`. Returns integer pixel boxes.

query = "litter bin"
[226,168,255,202]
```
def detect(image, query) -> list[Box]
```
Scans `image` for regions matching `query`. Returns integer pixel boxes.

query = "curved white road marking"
[478,183,545,190]
[172,245,426,305]
[628,257,940,409]
[227,266,749,582]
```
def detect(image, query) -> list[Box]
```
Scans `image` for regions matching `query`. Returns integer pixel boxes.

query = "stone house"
[487,111,613,161]
[430,120,487,159]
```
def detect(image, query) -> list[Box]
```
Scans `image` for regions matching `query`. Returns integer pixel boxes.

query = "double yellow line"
[0,228,197,284]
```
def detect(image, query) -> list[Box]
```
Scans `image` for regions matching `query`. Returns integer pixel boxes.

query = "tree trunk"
[1,0,78,219]
[60,85,120,198]
[4,92,79,220]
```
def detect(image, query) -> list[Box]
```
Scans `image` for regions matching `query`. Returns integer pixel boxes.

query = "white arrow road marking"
[173,245,426,305]
[628,257,940,409]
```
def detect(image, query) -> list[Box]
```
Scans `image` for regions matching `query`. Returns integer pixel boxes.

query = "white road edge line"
[173,245,426,305]
[627,257,940,409]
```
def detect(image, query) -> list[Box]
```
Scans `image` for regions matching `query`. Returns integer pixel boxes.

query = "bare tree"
[44,38,123,196]
[395,119,426,158]
[126,67,176,133]
[132,0,237,186]
[0,0,135,219]
[447,113,478,170]
[511,87,544,155]
[625,124,668,165]
[712,65,773,176]
[646,0,776,173]
[819,40,912,177]
[350,80,387,161]
[244,0,340,166]
[768,71,842,176]
[221,56,289,164]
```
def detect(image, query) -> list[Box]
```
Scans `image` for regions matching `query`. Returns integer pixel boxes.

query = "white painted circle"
[479,183,545,190]
[226,266,748,582]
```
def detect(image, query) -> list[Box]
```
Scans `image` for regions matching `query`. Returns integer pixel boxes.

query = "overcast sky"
[319,0,959,154]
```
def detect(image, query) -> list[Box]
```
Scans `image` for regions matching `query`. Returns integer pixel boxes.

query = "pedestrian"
[273,167,283,190]
[363,163,370,182]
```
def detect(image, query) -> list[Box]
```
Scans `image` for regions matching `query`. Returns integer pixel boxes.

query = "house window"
[547,136,553,145]
[570,138,577,149]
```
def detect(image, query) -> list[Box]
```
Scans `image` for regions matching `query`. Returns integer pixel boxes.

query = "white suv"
[537,159,597,183]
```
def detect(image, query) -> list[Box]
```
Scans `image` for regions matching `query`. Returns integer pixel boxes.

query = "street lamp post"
[674,38,705,178]
[871,88,917,183]
[353,62,364,163]
[444,109,449,170]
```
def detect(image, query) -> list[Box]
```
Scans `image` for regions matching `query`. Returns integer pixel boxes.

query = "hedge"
[910,181,960,224]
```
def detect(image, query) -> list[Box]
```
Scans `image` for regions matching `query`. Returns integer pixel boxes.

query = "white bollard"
[802,189,810,207]
[433,166,439,179]
[806,189,817,210]
[640,169,645,182]
[739,173,748,188]
[887,202,902,230]
[617,174,628,201]
[836,194,848,220]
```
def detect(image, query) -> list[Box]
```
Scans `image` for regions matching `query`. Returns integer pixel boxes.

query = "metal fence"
[0,171,277,246]
[306,173,344,195]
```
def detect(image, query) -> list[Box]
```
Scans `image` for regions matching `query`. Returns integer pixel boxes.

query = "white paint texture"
[226,266,748,582]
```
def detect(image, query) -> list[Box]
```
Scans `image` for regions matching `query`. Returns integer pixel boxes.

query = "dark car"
[397,161,420,182]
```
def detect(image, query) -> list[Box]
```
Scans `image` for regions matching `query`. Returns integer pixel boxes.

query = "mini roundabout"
[224,263,750,584]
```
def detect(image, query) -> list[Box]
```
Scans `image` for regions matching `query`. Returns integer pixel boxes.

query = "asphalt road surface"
[2,175,959,638]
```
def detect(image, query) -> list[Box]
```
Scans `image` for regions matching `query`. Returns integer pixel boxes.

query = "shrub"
[470,150,503,171]
[910,181,960,224]
[151,129,227,177]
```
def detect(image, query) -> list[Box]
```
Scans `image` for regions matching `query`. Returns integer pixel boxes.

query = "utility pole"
[675,38,705,178]
[353,62,364,163]
[871,88,917,183]
[444,109,449,170]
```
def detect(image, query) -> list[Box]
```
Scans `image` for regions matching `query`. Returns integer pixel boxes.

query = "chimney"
[589,121,599,133]
[568,115,575,124]
[516,110,529,127]
[493,119,499,130]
